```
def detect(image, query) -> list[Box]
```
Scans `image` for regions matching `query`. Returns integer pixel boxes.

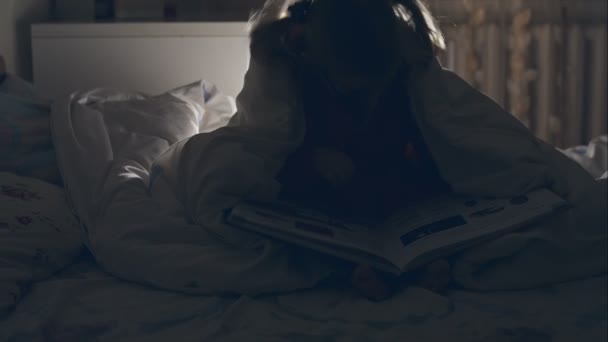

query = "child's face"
[302,2,401,112]
[308,44,400,112]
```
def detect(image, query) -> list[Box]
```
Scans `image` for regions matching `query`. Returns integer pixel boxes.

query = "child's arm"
[249,18,298,66]
[229,18,303,135]
[278,145,355,200]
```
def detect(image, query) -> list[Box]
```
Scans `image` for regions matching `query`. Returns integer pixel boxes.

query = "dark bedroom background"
[1,0,606,147]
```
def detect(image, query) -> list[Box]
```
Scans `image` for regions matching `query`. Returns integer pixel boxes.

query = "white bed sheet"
[1,252,605,342]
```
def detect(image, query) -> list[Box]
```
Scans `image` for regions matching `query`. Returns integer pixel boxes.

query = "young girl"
[248,0,453,300]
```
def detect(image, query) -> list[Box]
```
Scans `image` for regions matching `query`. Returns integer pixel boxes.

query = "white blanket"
[560,135,608,180]
[51,57,607,296]
[3,256,606,341]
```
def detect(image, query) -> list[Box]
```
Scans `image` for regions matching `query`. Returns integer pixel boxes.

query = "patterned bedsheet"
[1,252,605,342]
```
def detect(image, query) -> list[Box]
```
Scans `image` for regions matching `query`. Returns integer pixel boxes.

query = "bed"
[1,60,606,342]
[2,251,606,341]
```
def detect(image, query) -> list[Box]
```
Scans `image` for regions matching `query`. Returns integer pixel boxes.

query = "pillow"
[167,80,236,133]
[0,73,48,104]
[79,79,236,138]
[559,135,608,180]
[0,172,82,317]
[0,92,62,184]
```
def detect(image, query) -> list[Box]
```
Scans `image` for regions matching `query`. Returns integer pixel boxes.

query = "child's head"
[303,0,399,94]
[249,0,444,107]
[298,0,444,100]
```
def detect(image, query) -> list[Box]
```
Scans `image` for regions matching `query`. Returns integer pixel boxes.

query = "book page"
[378,189,568,271]
[381,195,455,233]
[228,189,568,274]
[228,203,386,257]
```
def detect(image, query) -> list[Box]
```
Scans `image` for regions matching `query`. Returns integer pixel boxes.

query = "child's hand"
[312,147,355,188]
[351,264,392,301]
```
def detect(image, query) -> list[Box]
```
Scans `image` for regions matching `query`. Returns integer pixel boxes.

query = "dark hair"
[249,0,443,46]
[393,0,445,51]
[310,0,400,71]
[287,0,312,22]
[248,0,444,72]
[247,0,291,33]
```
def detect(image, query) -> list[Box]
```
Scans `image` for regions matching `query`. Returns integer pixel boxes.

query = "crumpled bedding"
[1,253,606,342]
[560,135,608,180]
[52,76,333,296]
[50,54,607,296]
[0,172,82,317]
[0,75,61,184]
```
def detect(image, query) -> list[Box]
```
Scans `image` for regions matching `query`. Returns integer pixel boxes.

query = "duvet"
[50,57,607,296]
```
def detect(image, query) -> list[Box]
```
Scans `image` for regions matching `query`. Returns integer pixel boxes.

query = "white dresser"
[31,22,251,100]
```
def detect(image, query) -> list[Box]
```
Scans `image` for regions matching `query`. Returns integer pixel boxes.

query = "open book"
[226,189,569,275]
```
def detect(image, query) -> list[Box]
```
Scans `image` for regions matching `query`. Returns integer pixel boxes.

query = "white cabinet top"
[31,22,252,99]
[32,22,250,38]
